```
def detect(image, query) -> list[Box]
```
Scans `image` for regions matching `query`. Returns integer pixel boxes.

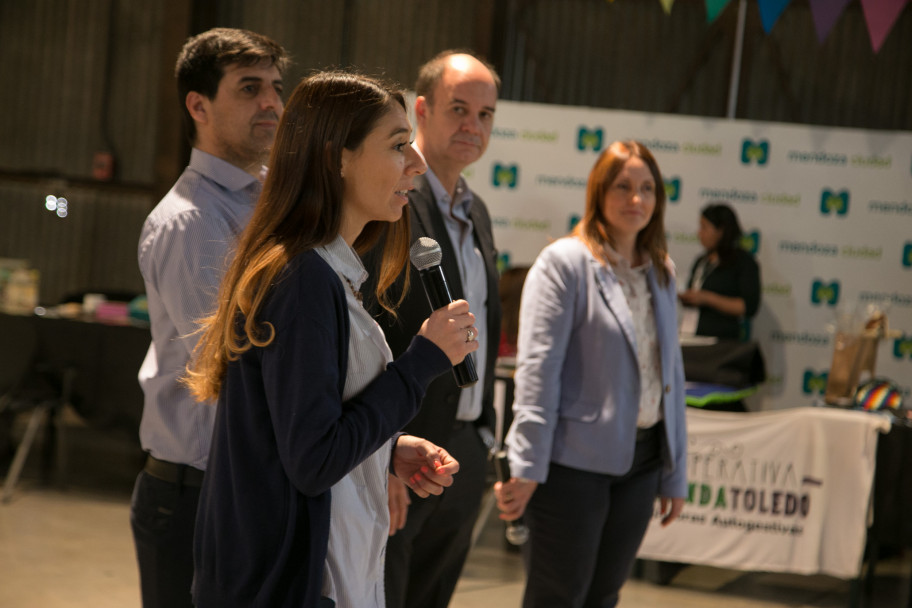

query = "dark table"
[1,311,149,434]
[866,420,912,606]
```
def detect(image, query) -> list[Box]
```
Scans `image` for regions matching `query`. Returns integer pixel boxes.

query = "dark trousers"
[130,469,201,608]
[522,429,663,608]
[384,422,488,608]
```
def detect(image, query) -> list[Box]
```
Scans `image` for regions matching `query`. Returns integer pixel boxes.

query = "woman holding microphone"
[185,71,479,608]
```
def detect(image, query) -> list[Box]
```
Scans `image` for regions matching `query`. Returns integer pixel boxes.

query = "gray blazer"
[506,236,687,497]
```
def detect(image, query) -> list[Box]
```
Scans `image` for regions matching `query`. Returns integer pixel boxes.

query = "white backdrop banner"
[637,407,890,578]
[462,101,912,411]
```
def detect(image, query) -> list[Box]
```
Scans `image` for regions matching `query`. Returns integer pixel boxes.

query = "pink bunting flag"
[705,0,733,23]
[809,0,852,43]
[861,0,909,53]
[758,0,793,32]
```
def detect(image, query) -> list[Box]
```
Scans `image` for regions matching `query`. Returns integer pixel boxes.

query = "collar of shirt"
[318,234,369,293]
[692,255,716,289]
[423,165,473,222]
[188,148,264,194]
[602,242,653,276]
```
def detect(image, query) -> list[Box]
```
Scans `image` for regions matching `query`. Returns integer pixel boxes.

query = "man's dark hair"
[175,28,290,143]
[414,49,501,105]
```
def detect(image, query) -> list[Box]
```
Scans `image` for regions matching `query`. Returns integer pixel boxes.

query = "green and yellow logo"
[741,230,760,255]
[497,252,511,274]
[820,189,849,216]
[741,138,770,165]
[492,163,519,188]
[902,243,912,268]
[665,177,681,202]
[894,335,912,359]
[802,370,828,395]
[577,127,604,152]
[810,279,840,306]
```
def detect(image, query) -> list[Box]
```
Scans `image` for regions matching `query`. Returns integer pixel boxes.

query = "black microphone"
[409,237,478,388]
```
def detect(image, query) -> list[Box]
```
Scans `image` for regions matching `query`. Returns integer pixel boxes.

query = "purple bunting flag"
[809,0,852,43]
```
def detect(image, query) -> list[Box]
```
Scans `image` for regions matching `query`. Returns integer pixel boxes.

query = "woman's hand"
[417,299,479,365]
[387,474,410,536]
[391,435,460,498]
[659,496,685,527]
[678,289,702,307]
[679,289,746,317]
[494,477,538,521]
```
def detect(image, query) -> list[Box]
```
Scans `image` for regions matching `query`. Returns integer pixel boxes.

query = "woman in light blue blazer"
[496,140,687,607]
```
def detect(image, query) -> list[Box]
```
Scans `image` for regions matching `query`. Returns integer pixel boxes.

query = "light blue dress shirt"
[137,148,262,470]
[424,168,488,422]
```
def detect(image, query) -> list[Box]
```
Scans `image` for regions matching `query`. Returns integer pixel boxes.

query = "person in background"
[369,50,502,608]
[494,265,531,549]
[131,28,288,608]
[678,202,761,341]
[495,140,687,607]
[185,71,478,608]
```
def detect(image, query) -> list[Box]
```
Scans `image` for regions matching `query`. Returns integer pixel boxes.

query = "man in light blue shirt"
[130,28,288,608]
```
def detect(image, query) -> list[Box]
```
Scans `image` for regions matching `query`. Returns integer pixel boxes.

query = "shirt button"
[665,384,671,394]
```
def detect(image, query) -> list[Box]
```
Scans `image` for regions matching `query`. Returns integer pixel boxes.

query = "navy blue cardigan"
[193,250,450,608]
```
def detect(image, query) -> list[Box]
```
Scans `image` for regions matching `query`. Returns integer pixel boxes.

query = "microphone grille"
[409,237,442,270]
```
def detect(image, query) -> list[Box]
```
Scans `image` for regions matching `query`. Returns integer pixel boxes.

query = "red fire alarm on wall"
[92,151,115,181]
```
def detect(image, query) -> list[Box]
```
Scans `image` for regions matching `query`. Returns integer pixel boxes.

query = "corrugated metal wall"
[0,182,148,304]
[211,0,495,90]
[0,0,165,183]
[503,0,734,113]
[0,0,909,305]
[500,0,911,129]
[738,1,912,129]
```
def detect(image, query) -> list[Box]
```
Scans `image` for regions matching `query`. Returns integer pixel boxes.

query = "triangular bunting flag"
[660,0,675,15]
[860,0,909,53]
[758,0,793,33]
[809,0,852,43]
[705,0,733,23]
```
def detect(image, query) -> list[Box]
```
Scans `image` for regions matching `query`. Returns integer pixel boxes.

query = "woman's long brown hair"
[572,139,670,285]
[184,71,412,402]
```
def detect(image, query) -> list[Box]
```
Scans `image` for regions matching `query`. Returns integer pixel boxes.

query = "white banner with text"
[636,407,890,578]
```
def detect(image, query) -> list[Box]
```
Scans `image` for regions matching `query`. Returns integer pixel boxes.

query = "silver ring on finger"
[465,327,477,343]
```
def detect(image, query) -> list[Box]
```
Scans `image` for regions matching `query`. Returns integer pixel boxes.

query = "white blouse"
[318,236,395,608]
[609,253,664,428]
